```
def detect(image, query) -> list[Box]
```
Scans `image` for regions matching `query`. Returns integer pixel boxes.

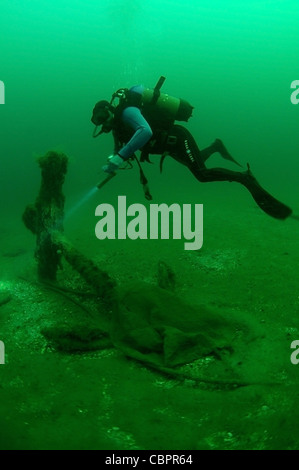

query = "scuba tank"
[110,76,194,132]
[141,76,194,128]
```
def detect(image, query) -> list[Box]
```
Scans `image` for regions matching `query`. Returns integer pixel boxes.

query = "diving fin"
[214,139,243,168]
[243,164,292,220]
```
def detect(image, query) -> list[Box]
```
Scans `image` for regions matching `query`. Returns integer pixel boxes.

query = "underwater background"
[1,0,299,450]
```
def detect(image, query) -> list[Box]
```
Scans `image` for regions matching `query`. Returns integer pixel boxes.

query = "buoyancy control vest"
[110,76,194,158]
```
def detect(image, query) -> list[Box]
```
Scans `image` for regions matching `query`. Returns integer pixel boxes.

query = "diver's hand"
[102,154,125,173]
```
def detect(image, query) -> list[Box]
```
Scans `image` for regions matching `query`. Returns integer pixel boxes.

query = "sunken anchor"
[22,151,67,281]
[22,151,116,307]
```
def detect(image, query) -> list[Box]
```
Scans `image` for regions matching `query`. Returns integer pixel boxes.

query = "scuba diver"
[91,76,292,220]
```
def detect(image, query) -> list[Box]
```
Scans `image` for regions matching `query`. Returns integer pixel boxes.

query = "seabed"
[1,190,299,450]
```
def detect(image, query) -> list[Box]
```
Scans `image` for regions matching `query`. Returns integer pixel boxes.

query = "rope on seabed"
[19,276,103,321]
[36,280,98,298]
[140,360,282,390]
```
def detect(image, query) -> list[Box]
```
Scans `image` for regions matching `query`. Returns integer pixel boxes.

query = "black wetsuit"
[112,103,291,220]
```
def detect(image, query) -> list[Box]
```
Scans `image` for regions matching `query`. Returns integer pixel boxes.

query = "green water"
[0,0,299,451]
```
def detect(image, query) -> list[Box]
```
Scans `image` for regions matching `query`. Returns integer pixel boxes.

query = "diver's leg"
[201,139,242,167]
[191,164,292,219]
[166,126,240,168]
[166,125,206,168]
[166,125,240,170]
[167,125,292,220]
[200,141,218,162]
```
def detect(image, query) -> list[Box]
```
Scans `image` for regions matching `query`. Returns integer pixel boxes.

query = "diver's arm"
[118,107,153,160]
[102,106,153,174]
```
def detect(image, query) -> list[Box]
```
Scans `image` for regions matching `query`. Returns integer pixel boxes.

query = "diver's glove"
[102,154,126,174]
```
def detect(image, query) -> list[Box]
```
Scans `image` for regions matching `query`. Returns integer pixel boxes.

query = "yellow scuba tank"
[142,88,180,119]
[141,76,194,129]
[110,77,194,132]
